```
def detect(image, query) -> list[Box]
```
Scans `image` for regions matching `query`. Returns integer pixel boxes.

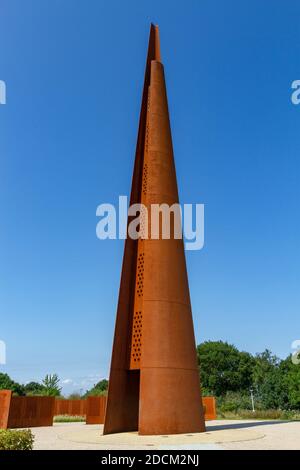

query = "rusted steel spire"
[154,24,161,62]
[103,24,205,435]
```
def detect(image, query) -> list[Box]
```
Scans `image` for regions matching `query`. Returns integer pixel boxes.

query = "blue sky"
[0,0,299,394]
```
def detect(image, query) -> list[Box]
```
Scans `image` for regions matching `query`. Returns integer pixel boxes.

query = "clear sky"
[0,0,299,394]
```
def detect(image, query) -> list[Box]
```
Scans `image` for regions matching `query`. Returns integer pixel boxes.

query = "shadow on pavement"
[207,420,292,431]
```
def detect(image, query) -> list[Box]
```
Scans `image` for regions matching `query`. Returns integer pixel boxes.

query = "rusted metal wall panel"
[54,399,69,415]
[86,396,107,425]
[0,390,12,429]
[54,399,86,416]
[202,396,217,420]
[7,396,55,428]
[70,399,86,416]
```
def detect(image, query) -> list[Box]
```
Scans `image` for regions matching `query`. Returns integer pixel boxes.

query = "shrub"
[217,391,255,413]
[0,429,34,450]
[67,393,82,400]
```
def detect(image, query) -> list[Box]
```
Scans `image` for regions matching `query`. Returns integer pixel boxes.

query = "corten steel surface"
[7,396,55,428]
[54,399,87,416]
[103,24,205,435]
[202,397,217,420]
[0,390,12,429]
[86,396,107,425]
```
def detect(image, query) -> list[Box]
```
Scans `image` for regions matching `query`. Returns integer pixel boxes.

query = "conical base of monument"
[138,370,206,435]
[104,368,206,435]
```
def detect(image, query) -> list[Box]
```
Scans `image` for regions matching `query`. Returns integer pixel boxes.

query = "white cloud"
[62,378,73,385]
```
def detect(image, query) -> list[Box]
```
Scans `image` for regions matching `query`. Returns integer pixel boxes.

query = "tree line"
[197,341,300,412]
[0,341,299,412]
[0,372,108,399]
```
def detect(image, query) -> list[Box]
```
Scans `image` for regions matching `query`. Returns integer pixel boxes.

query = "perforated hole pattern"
[142,163,148,196]
[145,121,149,153]
[136,253,144,297]
[139,204,147,239]
[131,310,142,362]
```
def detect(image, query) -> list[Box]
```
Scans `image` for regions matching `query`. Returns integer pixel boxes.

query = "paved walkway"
[30,419,300,450]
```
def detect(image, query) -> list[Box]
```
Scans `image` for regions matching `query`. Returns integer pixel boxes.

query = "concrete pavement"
[29,419,300,450]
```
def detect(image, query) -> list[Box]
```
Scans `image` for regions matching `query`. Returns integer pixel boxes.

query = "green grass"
[54,415,85,423]
[217,409,300,420]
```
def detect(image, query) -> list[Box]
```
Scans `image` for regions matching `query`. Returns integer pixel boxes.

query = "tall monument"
[103,24,206,435]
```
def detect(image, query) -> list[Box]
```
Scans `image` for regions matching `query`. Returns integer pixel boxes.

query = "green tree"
[197,341,255,396]
[24,381,45,396]
[252,350,280,388]
[42,374,61,397]
[280,355,300,409]
[257,368,288,409]
[251,349,288,409]
[84,379,108,397]
[0,373,24,396]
